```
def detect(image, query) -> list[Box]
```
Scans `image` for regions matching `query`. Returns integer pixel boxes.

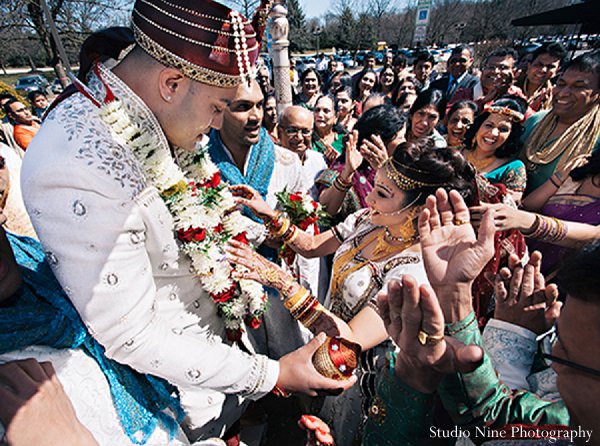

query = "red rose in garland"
[212,286,236,303]
[177,227,207,243]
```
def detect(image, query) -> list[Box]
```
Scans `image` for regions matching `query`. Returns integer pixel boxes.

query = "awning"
[511,1,600,34]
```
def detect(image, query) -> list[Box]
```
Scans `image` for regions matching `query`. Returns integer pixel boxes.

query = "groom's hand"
[277,333,356,396]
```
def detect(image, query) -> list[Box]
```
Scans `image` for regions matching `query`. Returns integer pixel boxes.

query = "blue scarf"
[0,233,184,445]
[207,127,275,223]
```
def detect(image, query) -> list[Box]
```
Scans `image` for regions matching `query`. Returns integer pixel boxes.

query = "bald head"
[280,105,313,129]
[278,105,314,161]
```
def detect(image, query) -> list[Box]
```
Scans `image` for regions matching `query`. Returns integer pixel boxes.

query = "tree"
[355,13,376,50]
[221,0,260,18]
[334,6,358,51]
[286,0,311,52]
[0,0,132,76]
[368,0,396,40]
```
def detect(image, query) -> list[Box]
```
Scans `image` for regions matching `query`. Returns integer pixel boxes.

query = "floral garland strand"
[99,99,267,340]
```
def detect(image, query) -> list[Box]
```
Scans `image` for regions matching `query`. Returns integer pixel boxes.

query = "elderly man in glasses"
[277,105,329,302]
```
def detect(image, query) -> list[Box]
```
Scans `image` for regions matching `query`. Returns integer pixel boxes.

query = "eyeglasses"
[284,127,312,137]
[538,325,600,378]
[483,64,512,72]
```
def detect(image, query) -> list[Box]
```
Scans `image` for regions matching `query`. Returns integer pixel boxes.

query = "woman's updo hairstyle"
[408,88,445,119]
[354,104,406,146]
[390,137,477,207]
[463,96,527,159]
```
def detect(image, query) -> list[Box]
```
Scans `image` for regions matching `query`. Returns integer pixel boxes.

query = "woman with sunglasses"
[445,100,478,149]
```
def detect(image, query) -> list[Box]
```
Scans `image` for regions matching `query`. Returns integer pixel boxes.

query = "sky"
[302,0,333,18]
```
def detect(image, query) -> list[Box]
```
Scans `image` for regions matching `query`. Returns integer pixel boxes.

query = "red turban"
[132,0,272,87]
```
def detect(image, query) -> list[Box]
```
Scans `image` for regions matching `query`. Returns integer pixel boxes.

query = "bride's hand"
[230,185,277,221]
[226,239,289,289]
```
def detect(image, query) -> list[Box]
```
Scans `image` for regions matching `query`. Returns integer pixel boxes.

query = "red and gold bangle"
[301,302,324,328]
[282,226,300,244]
[272,384,291,398]
[291,295,317,321]
[296,297,320,322]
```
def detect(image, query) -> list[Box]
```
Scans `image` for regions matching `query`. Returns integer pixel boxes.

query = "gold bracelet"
[337,174,352,188]
[271,217,291,239]
[284,286,310,311]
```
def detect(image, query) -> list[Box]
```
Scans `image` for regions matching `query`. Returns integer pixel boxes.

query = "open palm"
[418,189,496,288]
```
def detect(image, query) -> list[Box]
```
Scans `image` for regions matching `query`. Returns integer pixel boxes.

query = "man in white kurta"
[21,61,278,441]
[19,1,353,442]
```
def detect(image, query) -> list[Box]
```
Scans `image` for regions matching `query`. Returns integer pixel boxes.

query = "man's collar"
[216,132,253,175]
[89,63,171,158]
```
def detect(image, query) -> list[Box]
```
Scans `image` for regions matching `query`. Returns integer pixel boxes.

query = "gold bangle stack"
[524,214,568,242]
[333,175,352,192]
[284,286,325,329]
[265,211,292,239]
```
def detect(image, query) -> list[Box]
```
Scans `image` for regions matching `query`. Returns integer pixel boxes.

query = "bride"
[227,137,477,445]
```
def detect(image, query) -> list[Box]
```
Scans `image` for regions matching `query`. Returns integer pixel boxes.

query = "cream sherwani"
[21,64,278,441]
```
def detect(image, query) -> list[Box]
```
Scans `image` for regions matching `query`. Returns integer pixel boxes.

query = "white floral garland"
[99,99,267,338]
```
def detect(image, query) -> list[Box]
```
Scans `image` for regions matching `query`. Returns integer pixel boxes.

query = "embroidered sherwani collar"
[88,63,172,159]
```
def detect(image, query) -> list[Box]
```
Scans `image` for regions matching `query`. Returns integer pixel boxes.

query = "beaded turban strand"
[132,0,273,87]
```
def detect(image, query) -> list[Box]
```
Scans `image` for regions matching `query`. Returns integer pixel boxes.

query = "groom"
[21,0,353,442]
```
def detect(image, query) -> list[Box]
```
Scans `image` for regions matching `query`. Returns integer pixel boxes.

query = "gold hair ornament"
[383,160,444,190]
[483,105,525,123]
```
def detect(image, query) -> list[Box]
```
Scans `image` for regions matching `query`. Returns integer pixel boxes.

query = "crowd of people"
[0,1,598,445]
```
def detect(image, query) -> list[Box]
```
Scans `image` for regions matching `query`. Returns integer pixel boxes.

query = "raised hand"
[494,251,561,335]
[323,143,340,164]
[359,134,389,170]
[377,276,483,394]
[419,188,495,288]
[342,131,363,175]
[418,189,496,322]
[230,184,277,221]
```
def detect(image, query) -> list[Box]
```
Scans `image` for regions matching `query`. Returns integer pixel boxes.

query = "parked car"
[14,75,49,94]
[51,79,65,94]
[339,55,356,68]
[296,57,316,74]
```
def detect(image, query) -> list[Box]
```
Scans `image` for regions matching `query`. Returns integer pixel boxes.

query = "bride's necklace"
[466,151,496,172]
[372,227,419,259]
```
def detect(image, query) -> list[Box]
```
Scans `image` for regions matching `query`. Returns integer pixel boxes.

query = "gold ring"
[418,329,444,346]
[453,217,469,226]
